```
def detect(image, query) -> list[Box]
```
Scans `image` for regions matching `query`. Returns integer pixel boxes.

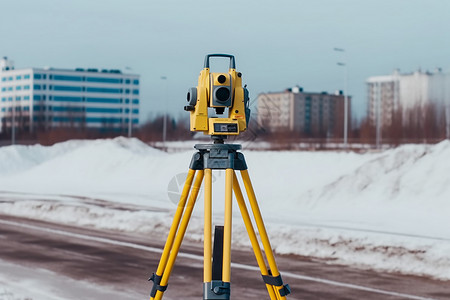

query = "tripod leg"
[150,169,195,297]
[223,168,233,283]
[203,169,231,300]
[150,170,204,300]
[232,172,278,300]
[204,168,213,283]
[240,170,291,299]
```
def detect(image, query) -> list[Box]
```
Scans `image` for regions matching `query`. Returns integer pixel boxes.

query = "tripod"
[149,140,290,300]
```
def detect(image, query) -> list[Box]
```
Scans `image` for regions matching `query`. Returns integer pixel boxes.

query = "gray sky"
[1,0,449,122]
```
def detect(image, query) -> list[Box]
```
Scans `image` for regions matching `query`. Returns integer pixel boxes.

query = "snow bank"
[0,137,449,280]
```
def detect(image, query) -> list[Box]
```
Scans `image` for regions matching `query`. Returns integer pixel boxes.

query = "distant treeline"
[1,103,448,147]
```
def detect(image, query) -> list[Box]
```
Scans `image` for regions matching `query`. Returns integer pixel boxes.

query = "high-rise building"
[366,69,450,128]
[0,57,140,134]
[257,86,351,137]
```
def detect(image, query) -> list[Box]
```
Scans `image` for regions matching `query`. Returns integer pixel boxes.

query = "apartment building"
[367,69,450,128]
[257,86,351,137]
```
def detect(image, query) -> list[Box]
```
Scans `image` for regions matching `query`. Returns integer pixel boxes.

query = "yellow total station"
[149,54,290,300]
[184,54,251,136]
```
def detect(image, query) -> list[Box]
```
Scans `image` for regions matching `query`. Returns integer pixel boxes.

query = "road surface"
[0,214,449,300]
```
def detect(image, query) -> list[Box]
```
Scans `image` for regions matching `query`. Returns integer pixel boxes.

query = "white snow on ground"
[0,259,143,300]
[0,137,449,280]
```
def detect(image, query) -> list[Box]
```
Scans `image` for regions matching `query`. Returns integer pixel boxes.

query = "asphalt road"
[0,214,449,300]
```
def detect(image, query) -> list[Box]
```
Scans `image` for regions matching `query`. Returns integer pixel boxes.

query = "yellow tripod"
[149,142,290,300]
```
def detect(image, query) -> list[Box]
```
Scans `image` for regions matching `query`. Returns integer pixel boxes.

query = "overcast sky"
[1,0,449,122]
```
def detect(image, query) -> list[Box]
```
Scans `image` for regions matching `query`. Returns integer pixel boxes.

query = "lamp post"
[161,76,167,149]
[127,97,132,138]
[125,67,133,138]
[375,81,382,149]
[11,96,16,145]
[334,48,348,149]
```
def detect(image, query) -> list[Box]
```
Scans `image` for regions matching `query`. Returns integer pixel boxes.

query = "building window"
[24,95,30,100]
[132,99,139,104]
[132,89,139,95]
[133,79,139,85]
[24,74,30,79]
[52,106,84,112]
[53,85,83,92]
[85,97,121,103]
[85,107,122,113]
[24,85,30,90]
[53,75,83,81]
[1,77,6,82]
[16,85,22,90]
[86,87,122,93]
[53,96,83,102]
[16,75,22,80]
[86,77,122,84]
[34,84,41,90]
[34,74,43,80]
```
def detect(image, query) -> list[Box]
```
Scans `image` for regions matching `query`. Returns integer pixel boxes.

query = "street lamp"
[11,96,16,145]
[125,66,133,138]
[161,76,168,148]
[334,48,348,149]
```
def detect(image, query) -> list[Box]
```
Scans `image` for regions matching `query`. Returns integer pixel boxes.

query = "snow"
[0,259,142,300]
[0,137,450,280]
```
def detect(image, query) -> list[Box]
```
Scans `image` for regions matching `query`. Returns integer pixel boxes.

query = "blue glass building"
[0,57,140,133]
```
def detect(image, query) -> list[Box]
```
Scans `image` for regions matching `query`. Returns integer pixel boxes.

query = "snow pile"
[0,137,449,280]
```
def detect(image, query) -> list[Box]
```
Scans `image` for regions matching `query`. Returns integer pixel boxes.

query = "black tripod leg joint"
[203,281,230,300]
[262,273,291,297]
[149,273,168,297]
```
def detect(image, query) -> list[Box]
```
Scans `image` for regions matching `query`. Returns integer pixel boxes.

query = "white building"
[0,57,140,134]
[367,69,450,128]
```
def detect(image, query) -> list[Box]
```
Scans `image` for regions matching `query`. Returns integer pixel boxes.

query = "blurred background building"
[0,57,140,134]
[257,86,351,138]
[367,69,450,129]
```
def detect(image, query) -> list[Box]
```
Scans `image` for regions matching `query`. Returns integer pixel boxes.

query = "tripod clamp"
[148,273,168,297]
[204,280,230,300]
[262,272,291,297]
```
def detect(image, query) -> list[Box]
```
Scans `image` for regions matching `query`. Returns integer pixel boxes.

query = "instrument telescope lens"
[215,87,230,102]
[218,75,227,84]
